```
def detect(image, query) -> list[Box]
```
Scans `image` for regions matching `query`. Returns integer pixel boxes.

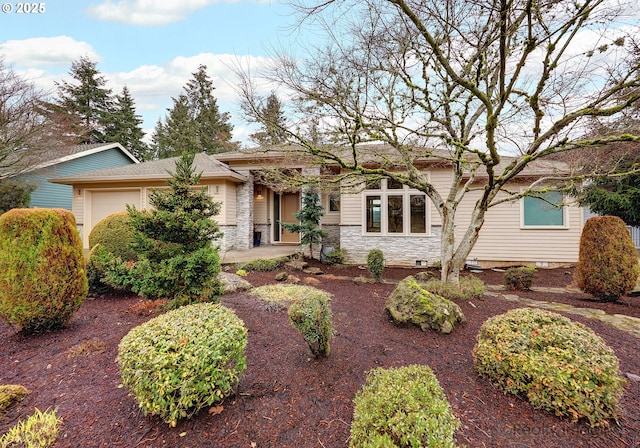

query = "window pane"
[410,195,427,233]
[366,196,381,232]
[329,193,340,212]
[523,191,564,226]
[387,178,403,189]
[387,195,404,233]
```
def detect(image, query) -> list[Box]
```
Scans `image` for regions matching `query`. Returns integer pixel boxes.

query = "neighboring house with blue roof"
[9,143,138,210]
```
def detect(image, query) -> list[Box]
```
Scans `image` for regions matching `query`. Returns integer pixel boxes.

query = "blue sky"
[0,0,305,146]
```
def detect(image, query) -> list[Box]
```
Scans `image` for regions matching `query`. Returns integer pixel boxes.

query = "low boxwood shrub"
[473,308,624,427]
[0,407,60,448]
[88,211,138,262]
[423,275,486,301]
[504,266,537,290]
[0,208,87,333]
[237,257,287,272]
[117,303,248,427]
[322,246,347,265]
[366,248,385,282]
[349,365,461,447]
[288,288,334,357]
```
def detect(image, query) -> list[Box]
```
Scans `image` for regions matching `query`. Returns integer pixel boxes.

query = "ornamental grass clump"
[574,216,640,302]
[0,407,61,448]
[288,287,334,357]
[349,365,461,448]
[473,308,624,427]
[0,208,87,334]
[423,275,486,300]
[504,266,537,291]
[117,303,247,427]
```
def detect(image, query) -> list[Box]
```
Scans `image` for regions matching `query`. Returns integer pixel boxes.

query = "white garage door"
[90,190,141,231]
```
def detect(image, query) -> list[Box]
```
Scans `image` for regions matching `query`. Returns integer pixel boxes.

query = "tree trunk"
[439,202,487,284]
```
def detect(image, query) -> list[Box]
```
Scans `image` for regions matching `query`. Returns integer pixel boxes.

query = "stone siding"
[217,225,237,252]
[340,225,442,267]
[253,223,270,246]
[235,173,253,250]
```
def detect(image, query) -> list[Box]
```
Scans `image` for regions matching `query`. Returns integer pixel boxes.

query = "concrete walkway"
[486,285,640,339]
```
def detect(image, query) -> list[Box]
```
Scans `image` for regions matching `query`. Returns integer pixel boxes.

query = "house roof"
[214,144,570,179]
[9,143,138,176]
[50,152,249,185]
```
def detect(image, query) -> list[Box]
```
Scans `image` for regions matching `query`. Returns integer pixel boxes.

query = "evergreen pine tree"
[102,153,223,307]
[54,57,114,143]
[248,93,288,146]
[104,86,150,161]
[152,65,236,158]
[281,189,327,258]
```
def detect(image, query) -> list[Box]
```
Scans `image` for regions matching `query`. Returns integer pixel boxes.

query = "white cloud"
[87,0,240,26]
[0,37,100,68]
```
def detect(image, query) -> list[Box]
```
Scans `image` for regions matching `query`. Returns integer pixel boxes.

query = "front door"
[274,192,300,243]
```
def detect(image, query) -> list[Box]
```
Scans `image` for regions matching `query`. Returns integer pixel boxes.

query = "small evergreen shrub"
[574,216,640,301]
[0,208,88,333]
[117,303,247,427]
[423,275,486,300]
[238,257,286,272]
[349,365,461,447]
[0,385,30,412]
[322,246,347,265]
[88,211,138,262]
[288,288,334,357]
[473,308,624,427]
[504,266,537,290]
[0,408,61,448]
[366,248,385,282]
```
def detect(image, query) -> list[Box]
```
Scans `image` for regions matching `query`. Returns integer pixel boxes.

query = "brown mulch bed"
[1,261,639,447]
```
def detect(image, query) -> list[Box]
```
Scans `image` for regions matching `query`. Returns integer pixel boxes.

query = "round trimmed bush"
[574,215,639,301]
[0,208,88,333]
[88,211,138,262]
[349,365,461,447]
[473,308,624,427]
[117,303,247,427]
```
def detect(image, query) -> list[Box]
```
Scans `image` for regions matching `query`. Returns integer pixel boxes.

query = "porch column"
[235,170,254,250]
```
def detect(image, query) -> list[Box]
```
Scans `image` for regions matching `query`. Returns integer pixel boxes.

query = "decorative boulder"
[385,276,465,334]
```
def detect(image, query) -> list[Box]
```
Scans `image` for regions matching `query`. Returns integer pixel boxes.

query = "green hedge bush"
[349,365,461,447]
[288,288,334,357]
[473,308,624,427]
[366,248,385,282]
[574,216,640,301]
[504,266,537,291]
[0,208,87,333]
[88,211,138,262]
[117,303,247,427]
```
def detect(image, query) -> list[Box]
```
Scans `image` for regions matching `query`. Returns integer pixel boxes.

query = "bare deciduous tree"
[0,61,56,179]
[238,0,640,282]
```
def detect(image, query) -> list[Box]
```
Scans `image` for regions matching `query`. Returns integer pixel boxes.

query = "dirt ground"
[1,261,639,447]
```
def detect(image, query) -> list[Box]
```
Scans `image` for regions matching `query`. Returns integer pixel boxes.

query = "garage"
[87,189,141,246]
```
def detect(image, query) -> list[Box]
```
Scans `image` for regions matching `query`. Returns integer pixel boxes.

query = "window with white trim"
[364,179,428,235]
[522,191,566,227]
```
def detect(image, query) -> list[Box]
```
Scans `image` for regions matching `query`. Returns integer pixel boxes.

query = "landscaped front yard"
[1,262,639,447]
